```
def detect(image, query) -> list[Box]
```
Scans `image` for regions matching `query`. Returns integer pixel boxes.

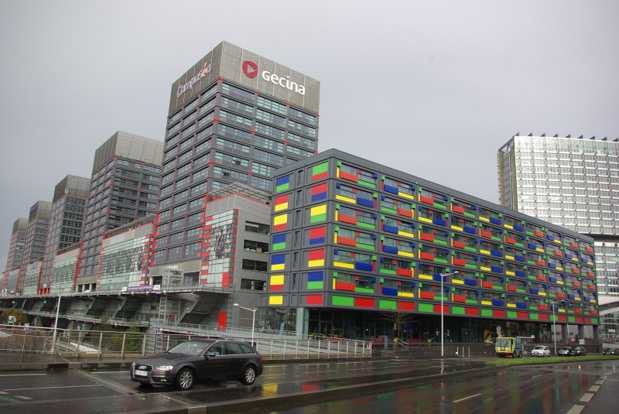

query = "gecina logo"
[177,61,211,98]
[242,60,305,96]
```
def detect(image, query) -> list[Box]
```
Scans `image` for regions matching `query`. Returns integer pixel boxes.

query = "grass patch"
[486,355,619,366]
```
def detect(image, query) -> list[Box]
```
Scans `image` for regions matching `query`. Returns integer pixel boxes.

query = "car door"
[202,342,228,381]
[224,342,247,378]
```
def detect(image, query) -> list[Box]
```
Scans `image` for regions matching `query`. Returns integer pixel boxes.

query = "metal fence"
[0,325,372,360]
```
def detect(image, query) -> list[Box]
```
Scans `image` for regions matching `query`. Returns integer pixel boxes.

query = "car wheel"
[241,365,257,385]
[176,368,195,391]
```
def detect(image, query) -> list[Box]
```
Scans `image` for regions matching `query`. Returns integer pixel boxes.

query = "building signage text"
[242,60,305,96]
[177,62,211,98]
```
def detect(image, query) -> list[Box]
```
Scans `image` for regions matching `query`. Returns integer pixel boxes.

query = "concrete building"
[78,131,163,292]
[15,201,53,294]
[151,41,320,284]
[1,218,28,294]
[498,134,619,341]
[265,149,599,343]
[38,175,90,294]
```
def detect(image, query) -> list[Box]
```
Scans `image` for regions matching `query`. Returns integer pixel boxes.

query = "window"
[245,222,270,234]
[241,279,266,291]
[242,259,267,272]
[244,240,269,253]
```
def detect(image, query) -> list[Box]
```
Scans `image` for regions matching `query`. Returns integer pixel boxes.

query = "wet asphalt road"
[0,358,617,413]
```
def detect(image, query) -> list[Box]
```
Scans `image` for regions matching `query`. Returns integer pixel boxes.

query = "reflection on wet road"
[1,358,617,413]
[268,360,619,414]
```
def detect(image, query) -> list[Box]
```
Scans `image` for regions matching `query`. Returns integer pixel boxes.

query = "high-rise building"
[3,218,28,272]
[78,131,163,291]
[498,133,617,341]
[39,175,90,294]
[15,201,53,293]
[1,218,28,294]
[151,41,320,278]
[498,134,619,302]
[266,148,598,342]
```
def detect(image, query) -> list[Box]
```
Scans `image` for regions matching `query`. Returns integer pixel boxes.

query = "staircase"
[114,296,143,321]
[85,297,110,318]
[178,292,221,325]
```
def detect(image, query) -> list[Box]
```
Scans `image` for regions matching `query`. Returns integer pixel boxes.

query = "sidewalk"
[0,351,136,371]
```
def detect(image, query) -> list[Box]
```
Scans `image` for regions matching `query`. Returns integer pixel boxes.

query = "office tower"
[151,41,320,279]
[38,175,90,294]
[1,218,28,294]
[498,134,618,303]
[3,218,28,273]
[15,201,53,293]
[78,131,163,292]
[266,149,598,342]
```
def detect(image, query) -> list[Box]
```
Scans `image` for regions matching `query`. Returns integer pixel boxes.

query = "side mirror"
[205,352,217,358]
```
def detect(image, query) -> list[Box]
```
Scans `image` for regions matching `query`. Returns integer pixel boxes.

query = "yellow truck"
[495,337,523,358]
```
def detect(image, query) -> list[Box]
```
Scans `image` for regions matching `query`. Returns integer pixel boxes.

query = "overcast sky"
[0,1,618,269]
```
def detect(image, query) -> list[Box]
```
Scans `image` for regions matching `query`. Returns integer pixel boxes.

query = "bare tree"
[379,310,418,341]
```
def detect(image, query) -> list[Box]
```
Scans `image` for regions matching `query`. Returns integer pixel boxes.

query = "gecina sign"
[242,60,305,96]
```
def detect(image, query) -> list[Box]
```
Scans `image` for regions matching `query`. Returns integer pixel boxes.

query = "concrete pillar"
[296,307,308,339]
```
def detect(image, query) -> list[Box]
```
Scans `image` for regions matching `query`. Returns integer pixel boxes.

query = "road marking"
[579,393,593,402]
[589,385,600,392]
[15,396,32,400]
[531,374,542,379]
[567,405,584,414]
[595,380,604,385]
[0,373,47,377]
[454,393,482,403]
[5,385,100,391]
[0,395,23,403]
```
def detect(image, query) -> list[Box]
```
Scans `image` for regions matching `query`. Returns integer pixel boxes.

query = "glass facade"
[79,133,162,283]
[498,135,619,301]
[154,44,320,270]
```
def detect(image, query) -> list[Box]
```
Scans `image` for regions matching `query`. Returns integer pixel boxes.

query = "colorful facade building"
[499,133,619,341]
[266,149,599,342]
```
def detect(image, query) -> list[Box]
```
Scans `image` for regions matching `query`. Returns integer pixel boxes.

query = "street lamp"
[439,271,459,357]
[234,303,257,345]
[549,300,557,356]
[52,292,61,353]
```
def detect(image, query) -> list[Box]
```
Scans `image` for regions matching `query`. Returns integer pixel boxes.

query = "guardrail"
[0,325,372,360]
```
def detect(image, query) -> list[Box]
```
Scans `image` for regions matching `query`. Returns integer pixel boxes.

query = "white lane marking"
[589,385,600,392]
[579,393,593,402]
[15,396,32,400]
[454,393,482,403]
[567,405,584,414]
[0,374,47,377]
[5,385,100,391]
[595,380,604,385]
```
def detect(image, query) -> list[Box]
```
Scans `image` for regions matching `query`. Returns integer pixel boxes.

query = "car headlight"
[154,365,174,371]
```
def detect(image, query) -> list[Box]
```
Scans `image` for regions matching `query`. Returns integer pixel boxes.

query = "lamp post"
[439,271,458,357]
[52,292,61,353]
[234,303,257,346]
[550,300,557,356]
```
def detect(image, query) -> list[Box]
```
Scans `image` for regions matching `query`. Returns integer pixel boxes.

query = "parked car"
[531,345,551,357]
[558,346,573,356]
[603,348,618,355]
[569,346,587,356]
[131,339,263,390]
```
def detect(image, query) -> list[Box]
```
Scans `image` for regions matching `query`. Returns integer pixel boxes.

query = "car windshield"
[495,338,511,347]
[167,341,212,355]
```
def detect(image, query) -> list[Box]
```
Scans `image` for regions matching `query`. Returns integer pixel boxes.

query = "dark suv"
[131,339,263,390]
